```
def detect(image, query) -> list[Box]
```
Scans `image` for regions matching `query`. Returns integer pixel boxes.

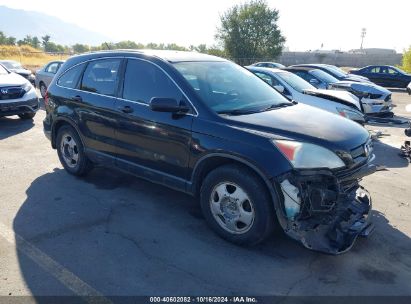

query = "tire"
[39,82,47,99]
[56,125,92,176]
[18,112,36,120]
[200,164,276,246]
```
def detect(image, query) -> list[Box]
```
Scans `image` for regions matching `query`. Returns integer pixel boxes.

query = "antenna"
[104,42,111,50]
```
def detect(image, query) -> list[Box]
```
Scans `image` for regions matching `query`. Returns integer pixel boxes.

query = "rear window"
[80,59,121,96]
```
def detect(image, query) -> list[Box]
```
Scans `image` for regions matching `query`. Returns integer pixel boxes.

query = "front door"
[114,58,194,190]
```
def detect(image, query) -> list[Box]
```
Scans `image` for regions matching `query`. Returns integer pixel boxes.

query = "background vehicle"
[0,63,39,119]
[0,60,35,85]
[284,66,393,115]
[290,64,370,83]
[350,65,411,88]
[43,50,376,254]
[247,66,365,124]
[407,82,411,95]
[35,60,65,98]
[250,62,285,69]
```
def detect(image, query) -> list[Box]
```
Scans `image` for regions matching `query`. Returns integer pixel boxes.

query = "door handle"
[72,95,82,102]
[118,105,134,113]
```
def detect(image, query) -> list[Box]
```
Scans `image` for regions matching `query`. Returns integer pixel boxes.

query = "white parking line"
[0,221,112,303]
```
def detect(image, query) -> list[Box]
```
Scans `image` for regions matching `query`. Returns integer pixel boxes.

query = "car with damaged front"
[0,60,36,85]
[247,66,365,124]
[284,66,394,115]
[43,50,377,254]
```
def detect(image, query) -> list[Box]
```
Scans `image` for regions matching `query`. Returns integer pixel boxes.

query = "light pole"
[360,28,367,50]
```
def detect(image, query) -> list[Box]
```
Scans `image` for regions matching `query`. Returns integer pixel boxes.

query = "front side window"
[122,59,183,104]
[388,68,399,75]
[46,62,60,74]
[81,59,121,96]
[173,61,291,114]
[57,63,85,89]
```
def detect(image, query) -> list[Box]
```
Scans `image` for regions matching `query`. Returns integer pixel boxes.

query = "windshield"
[325,65,347,77]
[0,61,22,69]
[173,61,292,114]
[311,69,339,84]
[276,71,316,93]
[0,65,8,75]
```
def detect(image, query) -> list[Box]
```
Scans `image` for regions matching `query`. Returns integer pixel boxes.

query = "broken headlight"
[22,82,33,94]
[273,140,345,169]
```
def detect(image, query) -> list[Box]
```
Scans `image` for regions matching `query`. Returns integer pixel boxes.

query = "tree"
[400,46,411,73]
[41,35,51,50]
[72,43,89,53]
[216,0,285,63]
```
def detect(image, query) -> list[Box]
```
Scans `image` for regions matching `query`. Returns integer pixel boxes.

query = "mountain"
[0,6,112,46]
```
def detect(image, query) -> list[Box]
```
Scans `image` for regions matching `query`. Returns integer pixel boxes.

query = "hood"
[303,88,361,110]
[331,81,391,96]
[9,68,32,76]
[225,103,369,152]
[0,72,29,87]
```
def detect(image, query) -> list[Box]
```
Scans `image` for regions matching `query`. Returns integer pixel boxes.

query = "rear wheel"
[18,112,36,120]
[200,164,276,246]
[56,125,92,176]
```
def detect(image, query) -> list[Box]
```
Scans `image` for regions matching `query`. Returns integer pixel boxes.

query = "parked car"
[284,66,394,115]
[0,63,39,119]
[43,50,376,254]
[0,60,35,85]
[350,65,411,88]
[407,82,411,95]
[247,66,365,124]
[35,60,65,98]
[250,62,285,69]
[290,64,370,83]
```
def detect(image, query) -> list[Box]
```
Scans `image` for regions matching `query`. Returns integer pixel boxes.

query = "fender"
[51,116,85,149]
[190,152,287,225]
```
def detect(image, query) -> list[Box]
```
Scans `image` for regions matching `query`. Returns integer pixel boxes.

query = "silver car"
[35,60,65,98]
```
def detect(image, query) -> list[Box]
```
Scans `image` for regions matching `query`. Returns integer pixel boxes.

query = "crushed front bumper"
[275,162,377,255]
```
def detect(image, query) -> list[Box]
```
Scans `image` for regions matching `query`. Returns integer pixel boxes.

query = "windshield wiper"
[217,108,261,115]
[258,102,293,112]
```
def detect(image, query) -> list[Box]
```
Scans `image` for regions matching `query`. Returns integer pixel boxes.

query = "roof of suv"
[72,49,225,63]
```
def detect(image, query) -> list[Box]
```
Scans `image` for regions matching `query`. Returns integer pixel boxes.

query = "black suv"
[44,50,376,254]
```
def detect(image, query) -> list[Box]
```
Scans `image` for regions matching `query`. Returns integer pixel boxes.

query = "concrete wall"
[277,52,403,67]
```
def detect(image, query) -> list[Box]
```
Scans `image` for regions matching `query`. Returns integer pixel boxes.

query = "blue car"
[350,65,411,88]
[290,64,370,83]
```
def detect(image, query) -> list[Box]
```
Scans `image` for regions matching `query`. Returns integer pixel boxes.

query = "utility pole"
[360,28,367,50]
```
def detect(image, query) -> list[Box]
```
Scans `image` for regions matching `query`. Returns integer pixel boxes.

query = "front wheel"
[56,125,92,176]
[200,164,276,246]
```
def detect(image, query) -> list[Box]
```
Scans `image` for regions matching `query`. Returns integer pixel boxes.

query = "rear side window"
[57,63,85,89]
[81,59,121,96]
[122,59,183,104]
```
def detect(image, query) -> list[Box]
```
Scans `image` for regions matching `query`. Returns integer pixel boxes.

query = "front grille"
[385,94,391,102]
[0,86,25,100]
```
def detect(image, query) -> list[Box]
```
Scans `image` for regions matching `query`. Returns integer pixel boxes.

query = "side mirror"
[273,85,285,93]
[149,97,190,113]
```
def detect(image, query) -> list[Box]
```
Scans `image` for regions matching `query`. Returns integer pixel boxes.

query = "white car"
[407,82,411,95]
[247,66,365,124]
[0,63,39,119]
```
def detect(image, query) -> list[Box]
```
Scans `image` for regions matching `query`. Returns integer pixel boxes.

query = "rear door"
[73,57,123,164]
[113,58,194,190]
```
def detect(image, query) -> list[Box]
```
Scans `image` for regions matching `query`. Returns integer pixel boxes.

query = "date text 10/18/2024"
[149,297,258,303]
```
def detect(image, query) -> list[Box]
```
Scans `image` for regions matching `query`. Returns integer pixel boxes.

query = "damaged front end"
[275,163,377,255]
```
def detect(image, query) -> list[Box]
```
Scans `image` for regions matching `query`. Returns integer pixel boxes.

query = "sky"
[0,0,410,52]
